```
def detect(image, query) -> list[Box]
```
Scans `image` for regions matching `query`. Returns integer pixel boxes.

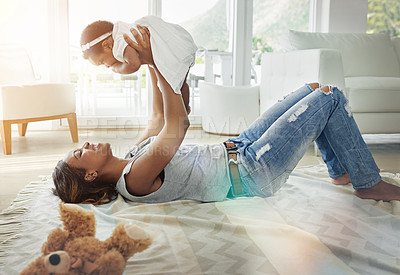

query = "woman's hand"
[123,25,154,65]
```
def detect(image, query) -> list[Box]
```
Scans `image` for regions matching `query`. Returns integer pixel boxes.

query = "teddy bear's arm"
[41,227,69,255]
[104,223,152,260]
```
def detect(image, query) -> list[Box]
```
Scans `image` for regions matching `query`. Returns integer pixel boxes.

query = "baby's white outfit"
[112,16,198,94]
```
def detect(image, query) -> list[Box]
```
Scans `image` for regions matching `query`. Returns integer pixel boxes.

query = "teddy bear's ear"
[59,203,96,238]
[20,256,47,275]
[41,227,69,255]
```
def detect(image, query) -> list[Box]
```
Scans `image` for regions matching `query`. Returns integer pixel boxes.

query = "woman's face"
[64,142,112,172]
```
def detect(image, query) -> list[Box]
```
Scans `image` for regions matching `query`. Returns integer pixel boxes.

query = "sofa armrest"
[199,82,259,135]
[0,83,76,120]
[260,49,345,113]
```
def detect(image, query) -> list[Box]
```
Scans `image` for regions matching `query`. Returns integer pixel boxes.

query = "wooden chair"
[0,47,78,155]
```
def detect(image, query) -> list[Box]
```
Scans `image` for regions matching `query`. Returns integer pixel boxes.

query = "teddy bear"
[20,203,152,275]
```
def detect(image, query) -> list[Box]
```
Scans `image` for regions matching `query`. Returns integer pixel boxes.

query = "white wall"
[310,0,368,33]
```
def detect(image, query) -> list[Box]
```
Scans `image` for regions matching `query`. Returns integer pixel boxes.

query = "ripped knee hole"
[308,82,320,91]
[307,83,332,94]
[320,86,331,94]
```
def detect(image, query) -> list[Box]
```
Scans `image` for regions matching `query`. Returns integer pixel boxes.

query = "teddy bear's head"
[20,203,152,275]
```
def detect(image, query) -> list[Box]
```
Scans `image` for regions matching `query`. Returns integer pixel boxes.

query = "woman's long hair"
[52,160,118,205]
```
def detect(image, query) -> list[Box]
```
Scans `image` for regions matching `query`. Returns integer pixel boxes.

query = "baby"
[80,16,197,113]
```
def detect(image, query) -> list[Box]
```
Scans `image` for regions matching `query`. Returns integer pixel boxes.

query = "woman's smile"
[83,142,106,152]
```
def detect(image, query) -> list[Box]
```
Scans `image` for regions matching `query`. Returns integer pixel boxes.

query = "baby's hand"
[124,26,154,66]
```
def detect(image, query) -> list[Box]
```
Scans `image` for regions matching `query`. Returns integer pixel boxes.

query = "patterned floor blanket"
[1,165,399,274]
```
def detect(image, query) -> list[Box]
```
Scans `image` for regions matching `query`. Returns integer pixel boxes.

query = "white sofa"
[260,30,400,134]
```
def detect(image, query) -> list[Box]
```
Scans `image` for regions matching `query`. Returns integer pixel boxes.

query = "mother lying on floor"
[52,27,400,206]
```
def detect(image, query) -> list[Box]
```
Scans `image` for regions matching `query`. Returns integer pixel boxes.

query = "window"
[252,0,310,55]
[3,0,317,129]
[68,0,148,121]
[163,0,229,51]
[250,0,310,83]
[162,0,229,115]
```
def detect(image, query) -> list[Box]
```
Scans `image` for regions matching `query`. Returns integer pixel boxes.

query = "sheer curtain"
[48,0,70,83]
[0,0,58,130]
[0,0,50,81]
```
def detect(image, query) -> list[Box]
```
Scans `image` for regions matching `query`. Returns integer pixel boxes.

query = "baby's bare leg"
[354,180,400,201]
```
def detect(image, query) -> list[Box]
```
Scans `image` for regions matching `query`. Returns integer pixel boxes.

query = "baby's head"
[80,20,118,67]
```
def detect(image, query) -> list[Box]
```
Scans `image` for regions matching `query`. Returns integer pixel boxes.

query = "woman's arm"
[124,26,190,196]
[123,26,164,145]
[135,66,165,145]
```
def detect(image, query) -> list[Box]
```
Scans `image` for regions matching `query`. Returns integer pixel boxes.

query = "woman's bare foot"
[332,173,350,185]
[354,180,400,201]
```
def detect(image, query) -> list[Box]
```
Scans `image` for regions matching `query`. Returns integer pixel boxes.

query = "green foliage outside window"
[367,0,400,37]
[251,0,310,60]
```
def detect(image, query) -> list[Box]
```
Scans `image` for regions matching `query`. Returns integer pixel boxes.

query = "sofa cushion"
[345,76,400,89]
[345,77,400,113]
[282,30,400,78]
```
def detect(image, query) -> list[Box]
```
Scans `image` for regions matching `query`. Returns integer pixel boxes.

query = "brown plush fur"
[20,203,152,275]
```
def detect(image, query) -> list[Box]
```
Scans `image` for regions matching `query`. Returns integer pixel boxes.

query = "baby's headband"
[81,32,112,51]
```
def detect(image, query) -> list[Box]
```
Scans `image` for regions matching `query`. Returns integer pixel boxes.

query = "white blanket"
[1,165,399,274]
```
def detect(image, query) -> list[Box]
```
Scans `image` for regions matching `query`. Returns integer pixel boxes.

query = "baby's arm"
[112,46,142,74]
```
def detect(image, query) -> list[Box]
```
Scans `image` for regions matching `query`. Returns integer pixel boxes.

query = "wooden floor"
[0,128,399,211]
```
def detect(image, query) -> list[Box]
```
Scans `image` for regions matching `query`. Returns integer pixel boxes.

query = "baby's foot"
[354,180,400,201]
[332,173,350,185]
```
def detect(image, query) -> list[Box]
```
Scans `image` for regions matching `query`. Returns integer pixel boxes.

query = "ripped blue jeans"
[228,84,381,198]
